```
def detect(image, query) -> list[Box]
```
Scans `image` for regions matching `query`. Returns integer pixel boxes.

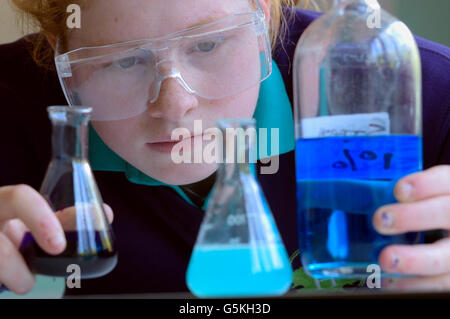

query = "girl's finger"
[378,237,450,276]
[382,272,450,292]
[55,203,114,230]
[0,185,66,255]
[2,204,113,249]
[372,195,450,235]
[103,204,114,224]
[2,219,29,249]
[394,165,450,203]
[0,232,35,295]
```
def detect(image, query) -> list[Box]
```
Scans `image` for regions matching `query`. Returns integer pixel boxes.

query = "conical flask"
[20,106,117,279]
[186,118,293,298]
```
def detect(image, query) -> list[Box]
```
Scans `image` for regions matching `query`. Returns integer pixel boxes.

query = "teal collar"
[89,60,294,209]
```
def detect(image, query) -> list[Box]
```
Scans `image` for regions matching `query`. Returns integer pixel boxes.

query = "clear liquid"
[296,135,423,279]
[186,244,293,297]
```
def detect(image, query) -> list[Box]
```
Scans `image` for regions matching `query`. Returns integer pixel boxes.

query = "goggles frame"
[55,2,272,121]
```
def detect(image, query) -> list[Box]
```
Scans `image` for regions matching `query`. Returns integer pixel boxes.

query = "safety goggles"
[55,6,272,121]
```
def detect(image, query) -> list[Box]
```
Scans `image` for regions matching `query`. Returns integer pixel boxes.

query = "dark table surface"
[63,289,450,299]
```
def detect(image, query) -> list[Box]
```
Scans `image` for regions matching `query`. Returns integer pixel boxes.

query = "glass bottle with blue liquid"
[186,119,293,297]
[293,0,423,279]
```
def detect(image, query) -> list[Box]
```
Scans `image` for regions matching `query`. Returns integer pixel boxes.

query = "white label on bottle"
[301,112,390,138]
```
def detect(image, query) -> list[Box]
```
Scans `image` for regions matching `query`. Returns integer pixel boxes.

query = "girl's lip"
[149,137,184,144]
[146,140,181,154]
[146,135,203,154]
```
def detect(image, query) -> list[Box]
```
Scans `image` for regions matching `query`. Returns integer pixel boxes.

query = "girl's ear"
[258,0,271,24]
[46,33,57,50]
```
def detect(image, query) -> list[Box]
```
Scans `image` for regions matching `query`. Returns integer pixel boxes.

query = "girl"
[0,0,449,296]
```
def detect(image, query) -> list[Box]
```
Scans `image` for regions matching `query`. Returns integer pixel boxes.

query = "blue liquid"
[296,135,423,279]
[186,244,293,297]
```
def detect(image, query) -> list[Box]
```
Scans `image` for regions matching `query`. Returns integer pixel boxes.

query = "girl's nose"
[147,77,199,122]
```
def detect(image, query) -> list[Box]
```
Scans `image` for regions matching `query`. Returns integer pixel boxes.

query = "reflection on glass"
[20,106,117,279]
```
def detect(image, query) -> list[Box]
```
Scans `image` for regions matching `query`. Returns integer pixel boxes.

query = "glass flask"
[186,119,293,297]
[293,0,423,279]
[20,106,117,279]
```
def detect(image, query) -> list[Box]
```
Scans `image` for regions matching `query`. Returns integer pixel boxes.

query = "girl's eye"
[195,41,218,53]
[190,36,225,54]
[114,56,139,69]
[111,50,155,70]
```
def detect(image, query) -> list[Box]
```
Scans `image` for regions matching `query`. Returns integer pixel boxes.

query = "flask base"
[304,261,416,280]
[20,231,118,279]
[186,244,293,298]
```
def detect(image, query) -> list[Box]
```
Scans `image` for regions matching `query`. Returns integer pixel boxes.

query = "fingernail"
[48,234,65,249]
[381,211,394,228]
[19,277,36,295]
[400,182,414,200]
[392,255,400,269]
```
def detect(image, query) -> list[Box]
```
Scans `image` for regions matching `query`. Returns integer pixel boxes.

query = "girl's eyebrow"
[187,13,228,29]
[84,12,231,48]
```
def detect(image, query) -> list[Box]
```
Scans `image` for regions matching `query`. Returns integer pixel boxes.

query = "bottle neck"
[52,122,89,160]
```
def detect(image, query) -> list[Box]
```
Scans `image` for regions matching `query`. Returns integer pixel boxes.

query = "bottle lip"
[47,106,93,115]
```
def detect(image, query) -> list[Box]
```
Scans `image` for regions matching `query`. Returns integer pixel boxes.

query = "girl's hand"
[372,165,450,291]
[0,184,113,295]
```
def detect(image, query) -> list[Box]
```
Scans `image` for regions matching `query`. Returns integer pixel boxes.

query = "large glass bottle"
[186,119,293,297]
[20,106,117,279]
[293,0,423,279]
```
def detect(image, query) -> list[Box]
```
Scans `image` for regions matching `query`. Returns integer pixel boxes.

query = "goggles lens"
[55,12,272,121]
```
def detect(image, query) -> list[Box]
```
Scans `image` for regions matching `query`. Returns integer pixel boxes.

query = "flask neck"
[51,123,89,160]
[48,106,92,161]
[218,161,256,182]
[216,119,257,182]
